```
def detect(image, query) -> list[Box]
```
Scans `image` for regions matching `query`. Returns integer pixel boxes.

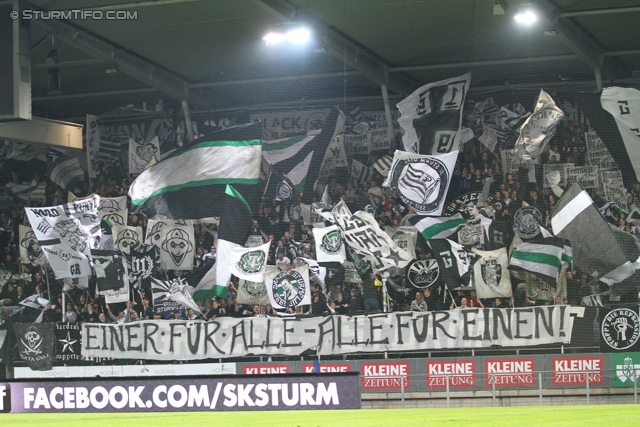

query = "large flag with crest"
[25,195,101,279]
[551,182,640,285]
[513,89,564,161]
[313,224,347,263]
[383,149,458,215]
[129,122,262,219]
[13,323,55,371]
[264,264,311,309]
[261,107,345,203]
[397,72,471,154]
[472,247,512,299]
[332,201,412,272]
[228,241,270,282]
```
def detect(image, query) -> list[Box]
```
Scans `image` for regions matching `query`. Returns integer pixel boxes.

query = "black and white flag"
[112,225,144,255]
[13,323,55,371]
[551,182,640,285]
[147,219,195,271]
[373,155,393,177]
[25,195,101,279]
[383,150,458,215]
[513,89,564,161]
[129,136,160,174]
[86,114,101,178]
[152,277,202,315]
[351,159,371,181]
[582,294,604,307]
[314,225,347,263]
[397,72,471,154]
[56,323,83,363]
[228,241,270,282]
[601,87,640,182]
[92,250,130,303]
[430,238,472,287]
[125,243,157,290]
[264,264,311,309]
[332,201,412,272]
[19,225,46,265]
[47,157,85,191]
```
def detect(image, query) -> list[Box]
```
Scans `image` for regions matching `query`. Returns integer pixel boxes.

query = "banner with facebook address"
[0,374,360,413]
[81,307,579,361]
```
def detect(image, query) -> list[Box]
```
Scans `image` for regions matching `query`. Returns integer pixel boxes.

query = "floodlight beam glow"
[263,27,311,45]
[514,10,537,24]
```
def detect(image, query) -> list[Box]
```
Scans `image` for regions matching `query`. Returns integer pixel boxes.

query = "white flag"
[383,149,458,215]
[129,136,160,174]
[601,87,640,182]
[397,72,470,154]
[313,225,347,263]
[513,89,564,161]
[472,247,512,299]
[265,264,311,309]
[25,195,101,279]
[18,225,46,265]
[228,241,270,282]
[146,219,195,271]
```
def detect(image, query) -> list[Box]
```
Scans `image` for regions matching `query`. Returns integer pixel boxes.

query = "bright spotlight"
[286,28,310,43]
[514,9,537,24]
[263,31,287,45]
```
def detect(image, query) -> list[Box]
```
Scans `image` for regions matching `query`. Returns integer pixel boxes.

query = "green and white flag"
[314,224,346,263]
[409,214,465,242]
[129,122,262,219]
[472,247,512,299]
[228,241,270,282]
[509,238,564,283]
[264,264,311,309]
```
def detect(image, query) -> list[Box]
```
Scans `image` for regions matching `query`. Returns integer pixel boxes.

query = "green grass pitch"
[2,405,640,426]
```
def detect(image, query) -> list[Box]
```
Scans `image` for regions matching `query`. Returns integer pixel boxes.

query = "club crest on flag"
[406,259,439,288]
[480,256,502,290]
[513,207,543,239]
[237,250,266,276]
[239,280,267,301]
[601,308,640,350]
[20,230,43,264]
[390,157,448,213]
[272,270,307,307]
[21,325,44,356]
[320,230,342,255]
[275,181,292,201]
[161,228,193,266]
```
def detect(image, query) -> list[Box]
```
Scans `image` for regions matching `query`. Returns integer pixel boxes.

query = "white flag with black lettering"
[397,72,470,154]
[332,201,412,272]
[313,225,347,263]
[25,195,101,279]
[383,149,458,215]
[264,264,311,309]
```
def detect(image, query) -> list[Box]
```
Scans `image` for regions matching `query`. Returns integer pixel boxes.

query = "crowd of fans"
[1,104,639,328]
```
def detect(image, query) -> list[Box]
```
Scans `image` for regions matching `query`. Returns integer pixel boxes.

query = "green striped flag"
[128,122,262,219]
[509,238,564,283]
[409,214,466,241]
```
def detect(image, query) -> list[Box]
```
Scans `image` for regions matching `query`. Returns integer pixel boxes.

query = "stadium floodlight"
[263,24,311,46]
[514,4,537,24]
